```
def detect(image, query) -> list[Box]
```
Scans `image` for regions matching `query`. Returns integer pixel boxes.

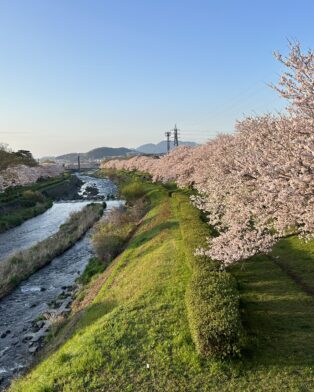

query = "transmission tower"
[165,131,171,153]
[77,154,81,172]
[173,124,179,147]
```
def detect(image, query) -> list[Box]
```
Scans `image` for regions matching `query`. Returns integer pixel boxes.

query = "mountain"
[56,147,135,162]
[136,140,198,154]
[53,142,198,162]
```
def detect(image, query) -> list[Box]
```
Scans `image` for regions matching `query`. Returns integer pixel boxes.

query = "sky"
[0,0,313,157]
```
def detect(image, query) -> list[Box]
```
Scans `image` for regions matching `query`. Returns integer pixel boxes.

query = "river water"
[0,173,120,389]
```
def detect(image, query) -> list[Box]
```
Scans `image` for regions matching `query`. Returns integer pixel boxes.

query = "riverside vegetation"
[79,180,148,286]
[0,146,37,172]
[8,171,314,391]
[0,203,103,299]
[0,173,82,233]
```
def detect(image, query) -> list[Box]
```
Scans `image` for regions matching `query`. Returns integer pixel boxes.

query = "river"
[0,173,121,390]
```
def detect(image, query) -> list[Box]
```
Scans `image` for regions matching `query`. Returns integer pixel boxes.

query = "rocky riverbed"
[0,173,121,390]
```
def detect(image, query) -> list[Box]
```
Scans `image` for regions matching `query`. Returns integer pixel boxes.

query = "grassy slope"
[10,182,314,391]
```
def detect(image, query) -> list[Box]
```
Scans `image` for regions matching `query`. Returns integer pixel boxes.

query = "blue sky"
[0,0,313,157]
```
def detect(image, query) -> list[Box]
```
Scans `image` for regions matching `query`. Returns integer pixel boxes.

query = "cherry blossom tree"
[103,43,314,266]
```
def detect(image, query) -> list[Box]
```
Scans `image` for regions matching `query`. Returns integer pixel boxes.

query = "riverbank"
[7,172,314,391]
[0,163,63,191]
[0,173,82,233]
[0,203,103,300]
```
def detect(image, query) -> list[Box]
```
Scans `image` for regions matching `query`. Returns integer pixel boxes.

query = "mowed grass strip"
[271,235,314,293]
[228,252,314,390]
[10,180,314,391]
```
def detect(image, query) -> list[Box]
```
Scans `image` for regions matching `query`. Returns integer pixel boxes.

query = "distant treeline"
[0,144,37,171]
[0,173,82,233]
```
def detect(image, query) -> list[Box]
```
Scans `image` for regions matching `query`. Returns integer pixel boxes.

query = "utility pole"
[173,124,179,147]
[77,154,81,172]
[165,131,171,153]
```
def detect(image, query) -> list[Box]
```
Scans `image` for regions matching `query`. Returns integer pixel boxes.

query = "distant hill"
[136,141,198,154]
[56,147,135,162]
[54,142,198,162]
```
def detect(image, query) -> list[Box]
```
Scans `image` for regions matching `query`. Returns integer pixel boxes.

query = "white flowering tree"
[103,43,314,266]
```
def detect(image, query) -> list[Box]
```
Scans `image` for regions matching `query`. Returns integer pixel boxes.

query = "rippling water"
[0,174,117,261]
[0,174,120,389]
[0,201,93,260]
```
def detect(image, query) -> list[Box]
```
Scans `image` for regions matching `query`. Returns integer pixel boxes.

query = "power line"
[164,125,221,148]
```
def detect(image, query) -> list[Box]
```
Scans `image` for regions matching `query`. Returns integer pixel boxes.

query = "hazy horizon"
[1,0,313,156]
[38,139,198,159]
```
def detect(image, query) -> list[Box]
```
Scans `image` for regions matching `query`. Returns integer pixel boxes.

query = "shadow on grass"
[74,299,118,332]
[230,254,314,368]
[129,220,179,250]
[271,236,314,295]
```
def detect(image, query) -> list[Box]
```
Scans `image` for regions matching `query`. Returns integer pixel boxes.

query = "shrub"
[22,190,45,203]
[92,207,131,260]
[105,206,130,226]
[20,199,36,208]
[78,257,107,285]
[93,233,125,261]
[92,203,147,261]
[129,197,149,221]
[171,193,244,358]
[120,182,145,201]
[186,270,244,358]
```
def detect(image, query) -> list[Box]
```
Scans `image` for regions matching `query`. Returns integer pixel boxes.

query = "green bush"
[186,270,244,358]
[93,233,125,261]
[22,190,45,203]
[20,199,36,208]
[20,190,45,207]
[78,257,107,285]
[120,182,145,201]
[171,192,244,358]
[92,205,142,261]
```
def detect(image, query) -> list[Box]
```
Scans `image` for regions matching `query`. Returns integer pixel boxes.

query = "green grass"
[271,236,314,292]
[9,178,314,391]
[120,182,146,201]
[78,257,107,285]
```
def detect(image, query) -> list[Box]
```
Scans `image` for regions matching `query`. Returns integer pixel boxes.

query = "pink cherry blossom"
[103,43,314,266]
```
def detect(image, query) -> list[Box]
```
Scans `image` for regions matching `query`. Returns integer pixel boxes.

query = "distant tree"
[0,146,37,172]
